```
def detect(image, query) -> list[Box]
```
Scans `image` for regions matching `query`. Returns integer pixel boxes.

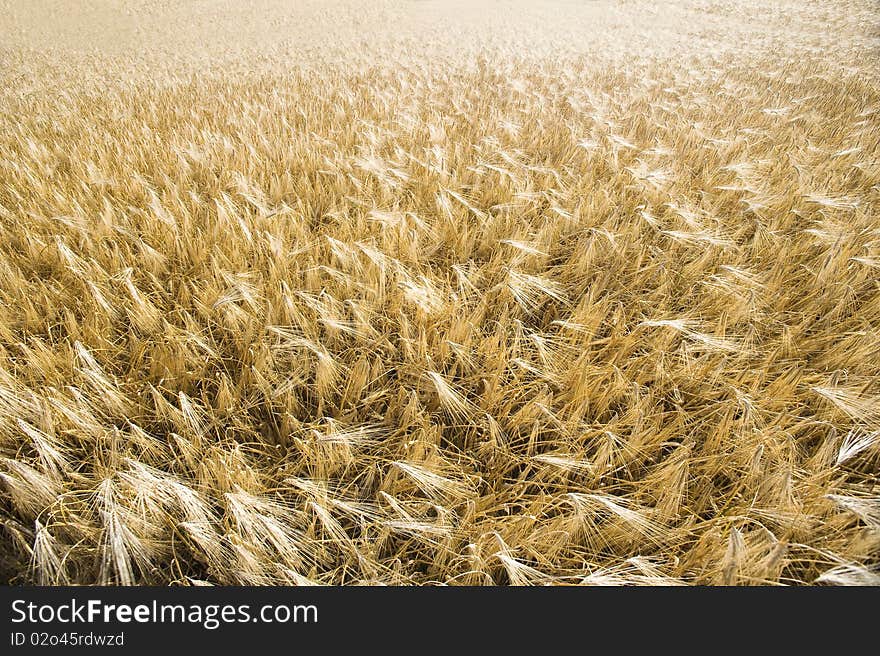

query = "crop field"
[0,0,878,585]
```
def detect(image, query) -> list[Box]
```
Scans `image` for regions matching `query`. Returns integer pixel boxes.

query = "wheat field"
[1,0,878,585]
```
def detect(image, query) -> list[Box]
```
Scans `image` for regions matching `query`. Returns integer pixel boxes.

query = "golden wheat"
[0,0,878,585]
